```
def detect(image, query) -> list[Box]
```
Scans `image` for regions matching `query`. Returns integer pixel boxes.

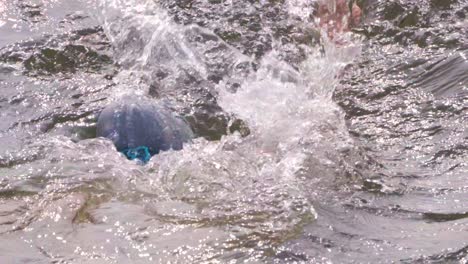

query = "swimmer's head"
[97,96,193,163]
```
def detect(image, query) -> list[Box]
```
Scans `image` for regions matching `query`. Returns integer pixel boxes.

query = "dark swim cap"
[96,96,193,163]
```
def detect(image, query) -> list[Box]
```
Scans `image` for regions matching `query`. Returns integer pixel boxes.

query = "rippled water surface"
[0,0,467,263]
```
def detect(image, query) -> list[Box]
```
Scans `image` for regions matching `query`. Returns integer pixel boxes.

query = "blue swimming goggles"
[121,146,153,163]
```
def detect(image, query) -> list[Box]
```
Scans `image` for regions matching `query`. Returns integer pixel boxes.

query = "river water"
[0,0,467,263]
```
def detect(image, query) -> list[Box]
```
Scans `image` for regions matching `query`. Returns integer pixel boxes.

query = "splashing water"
[1,0,467,262]
[0,0,372,262]
[96,0,361,261]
